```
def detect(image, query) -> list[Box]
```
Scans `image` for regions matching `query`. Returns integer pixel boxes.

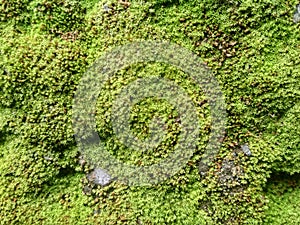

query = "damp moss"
[0,0,300,224]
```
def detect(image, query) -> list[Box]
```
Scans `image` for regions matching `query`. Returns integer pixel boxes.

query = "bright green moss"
[264,174,300,225]
[265,103,300,174]
[1,0,300,224]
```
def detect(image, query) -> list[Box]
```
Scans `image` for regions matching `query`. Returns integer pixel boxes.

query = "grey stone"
[218,159,244,188]
[293,4,300,23]
[241,144,251,156]
[83,185,92,195]
[103,4,112,12]
[87,168,111,186]
[43,155,53,161]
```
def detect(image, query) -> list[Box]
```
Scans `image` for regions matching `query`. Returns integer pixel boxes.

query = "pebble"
[241,144,251,156]
[293,4,300,23]
[103,4,112,12]
[43,156,53,161]
[83,185,92,195]
[87,168,111,186]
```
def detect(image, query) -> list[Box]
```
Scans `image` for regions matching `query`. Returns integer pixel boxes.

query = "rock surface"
[87,168,111,186]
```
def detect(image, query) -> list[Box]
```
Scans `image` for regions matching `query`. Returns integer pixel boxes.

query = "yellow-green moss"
[1,0,300,224]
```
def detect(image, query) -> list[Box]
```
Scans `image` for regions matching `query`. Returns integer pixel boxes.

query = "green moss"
[1,0,300,224]
[264,174,300,224]
[0,0,31,23]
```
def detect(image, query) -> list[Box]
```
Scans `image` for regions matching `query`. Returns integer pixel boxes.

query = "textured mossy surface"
[264,173,300,225]
[0,0,300,224]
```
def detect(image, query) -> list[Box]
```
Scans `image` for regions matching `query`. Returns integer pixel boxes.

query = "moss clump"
[264,104,300,174]
[0,0,31,22]
[1,0,300,224]
[264,174,300,225]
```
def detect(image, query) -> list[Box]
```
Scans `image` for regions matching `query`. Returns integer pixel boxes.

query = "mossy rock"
[1,0,300,224]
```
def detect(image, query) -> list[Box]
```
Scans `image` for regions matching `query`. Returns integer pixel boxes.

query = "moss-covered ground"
[1,0,300,224]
